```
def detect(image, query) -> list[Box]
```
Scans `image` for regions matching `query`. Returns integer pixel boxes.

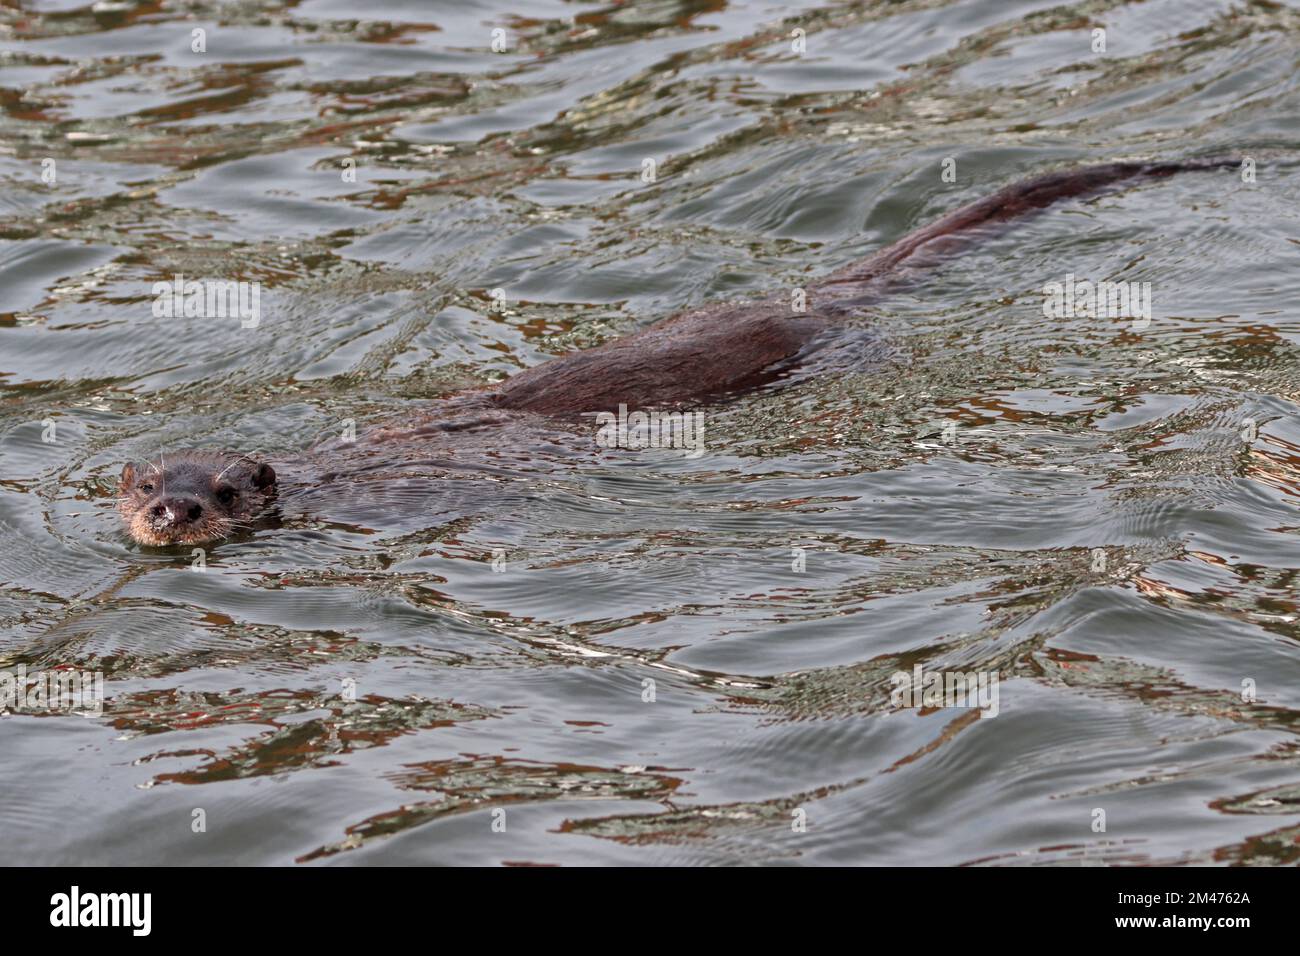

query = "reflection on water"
[2,0,1300,864]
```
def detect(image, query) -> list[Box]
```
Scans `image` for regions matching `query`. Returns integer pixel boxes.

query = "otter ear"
[251,462,276,490]
[120,463,137,487]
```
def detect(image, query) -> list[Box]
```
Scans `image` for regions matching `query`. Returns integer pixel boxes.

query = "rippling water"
[2,0,1299,865]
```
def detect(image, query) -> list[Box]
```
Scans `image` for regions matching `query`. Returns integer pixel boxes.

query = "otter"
[117,451,277,547]
[116,159,1237,546]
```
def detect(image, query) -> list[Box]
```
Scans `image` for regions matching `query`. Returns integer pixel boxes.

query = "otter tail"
[492,157,1240,415]
[816,157,1240,305]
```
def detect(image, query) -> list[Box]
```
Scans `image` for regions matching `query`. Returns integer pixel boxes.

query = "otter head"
[117,451,277,547]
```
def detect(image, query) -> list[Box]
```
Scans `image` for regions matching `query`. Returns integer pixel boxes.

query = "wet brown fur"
[118,160,1235,545]
[490,160,1233,416]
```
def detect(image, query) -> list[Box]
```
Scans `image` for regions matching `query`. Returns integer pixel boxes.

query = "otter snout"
[149,496,205,529]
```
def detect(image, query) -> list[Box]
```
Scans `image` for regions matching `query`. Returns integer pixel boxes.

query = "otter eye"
[139,482,154,493]
[216,486,236,506]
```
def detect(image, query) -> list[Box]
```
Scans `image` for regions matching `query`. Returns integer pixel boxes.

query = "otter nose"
[152,497,203,524]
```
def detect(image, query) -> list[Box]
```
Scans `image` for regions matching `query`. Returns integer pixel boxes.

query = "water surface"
[2,0,1300,865]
